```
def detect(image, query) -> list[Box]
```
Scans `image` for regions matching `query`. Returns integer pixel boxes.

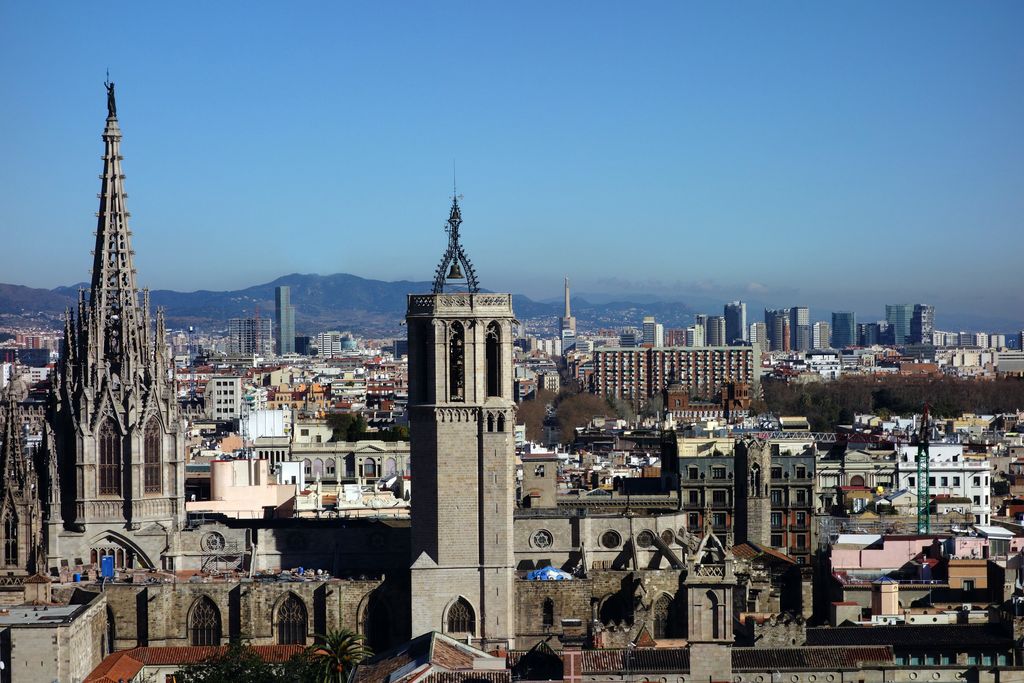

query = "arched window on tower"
[144,418,161,493]
[98,419,122,496]
[542,598,554,628]
[749,463,761,497]
[2,508,17,566]
[188,597,222,646]
[486,322,501,397]
[446,598,475,634]
[276,593,308,644]
[449,322,465,402]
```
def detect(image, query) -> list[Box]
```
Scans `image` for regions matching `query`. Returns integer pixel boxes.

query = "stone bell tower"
[408,196,517,649]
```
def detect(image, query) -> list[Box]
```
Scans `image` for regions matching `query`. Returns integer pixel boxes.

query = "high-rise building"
[858,322,881,347]
[910,304,934,344]
[707,316,727,347]
[228,317,273,356]
[831,312,856,349]
[560,276,576,335]
[686,324,706,348]
[619,328,640,347]
[724,301,747,344]
[886,304,914,345]
[749,322,768,353]
[592,345,760,406]
[812,322,831,350]
[274,285,296,355]
[765,309,790,352]
[642,316,664,347]
[1019,331,1024,351]
[789,307,810,351]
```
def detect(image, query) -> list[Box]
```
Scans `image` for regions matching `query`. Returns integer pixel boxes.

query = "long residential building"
[590,345,760,406]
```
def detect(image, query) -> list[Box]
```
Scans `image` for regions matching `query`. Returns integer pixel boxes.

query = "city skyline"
[1,3,1022,320]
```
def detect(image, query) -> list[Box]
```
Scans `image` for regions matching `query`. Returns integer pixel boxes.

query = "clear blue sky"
[1,2,1022,323]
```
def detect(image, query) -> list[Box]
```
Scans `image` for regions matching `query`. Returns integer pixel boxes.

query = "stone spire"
[87,78,145,382]
[0,387,31,493]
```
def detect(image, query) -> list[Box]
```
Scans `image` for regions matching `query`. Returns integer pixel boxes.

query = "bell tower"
[408,196,517,649]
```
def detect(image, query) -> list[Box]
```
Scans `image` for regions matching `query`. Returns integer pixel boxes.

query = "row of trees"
[174,629,371,683]
[762,375,1024,431]
[326,413,409,442]
[518,388,634,444]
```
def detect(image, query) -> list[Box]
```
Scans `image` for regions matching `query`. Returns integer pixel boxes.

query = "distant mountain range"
[1,273,1017,337]
[0,273,697,337]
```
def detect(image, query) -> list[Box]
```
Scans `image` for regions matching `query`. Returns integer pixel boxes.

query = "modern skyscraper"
[765,309,790,352]
[228,317,273,356]
[642,316,664,347]
[789,306,810,351]
[686,324,706,348]
[886,304,914,345]
[724,301,747,344]
[831,312,857,349]
[749,322,768,353]
[812,321,831,350]
[910,304,934,344]
[858,322,881,347]
[707,316,727,347]
[274,285,296,355]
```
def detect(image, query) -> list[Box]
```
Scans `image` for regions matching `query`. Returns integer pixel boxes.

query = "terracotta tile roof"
[423,672,510,683]
[731,542,797,565]
[86,644,306,680]
[355,632,499,683]
[581,648,691,673]
[84,651,145,683]
[732,646,893,671]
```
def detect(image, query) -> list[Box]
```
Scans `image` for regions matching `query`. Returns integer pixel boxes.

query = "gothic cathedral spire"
[88,79,146,383]
[43,82,185,574]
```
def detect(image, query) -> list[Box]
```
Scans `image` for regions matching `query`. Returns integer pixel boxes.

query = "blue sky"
[1,2,1022,323]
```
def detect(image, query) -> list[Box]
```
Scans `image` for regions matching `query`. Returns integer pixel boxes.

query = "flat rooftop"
[0,603,84,626]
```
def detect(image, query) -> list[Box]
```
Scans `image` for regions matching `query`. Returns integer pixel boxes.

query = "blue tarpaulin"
[526,565,573,581]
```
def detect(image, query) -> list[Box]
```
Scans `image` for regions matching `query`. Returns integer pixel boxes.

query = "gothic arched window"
[653,594,672,639]
[446,598,475,634]
[486,322,501,397]
[188,597,222,646]
[98,419,122,496]
[542,598,554,627]
[276,594,308,644]
[749,463,761,497]
[2,509,17,566]
[144,418,162,493]
[449,322,465,402]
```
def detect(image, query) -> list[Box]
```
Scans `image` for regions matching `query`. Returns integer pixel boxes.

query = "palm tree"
[306,628,373,683]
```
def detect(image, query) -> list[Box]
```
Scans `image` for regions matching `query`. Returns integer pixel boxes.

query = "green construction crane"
[916,404,931,534]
